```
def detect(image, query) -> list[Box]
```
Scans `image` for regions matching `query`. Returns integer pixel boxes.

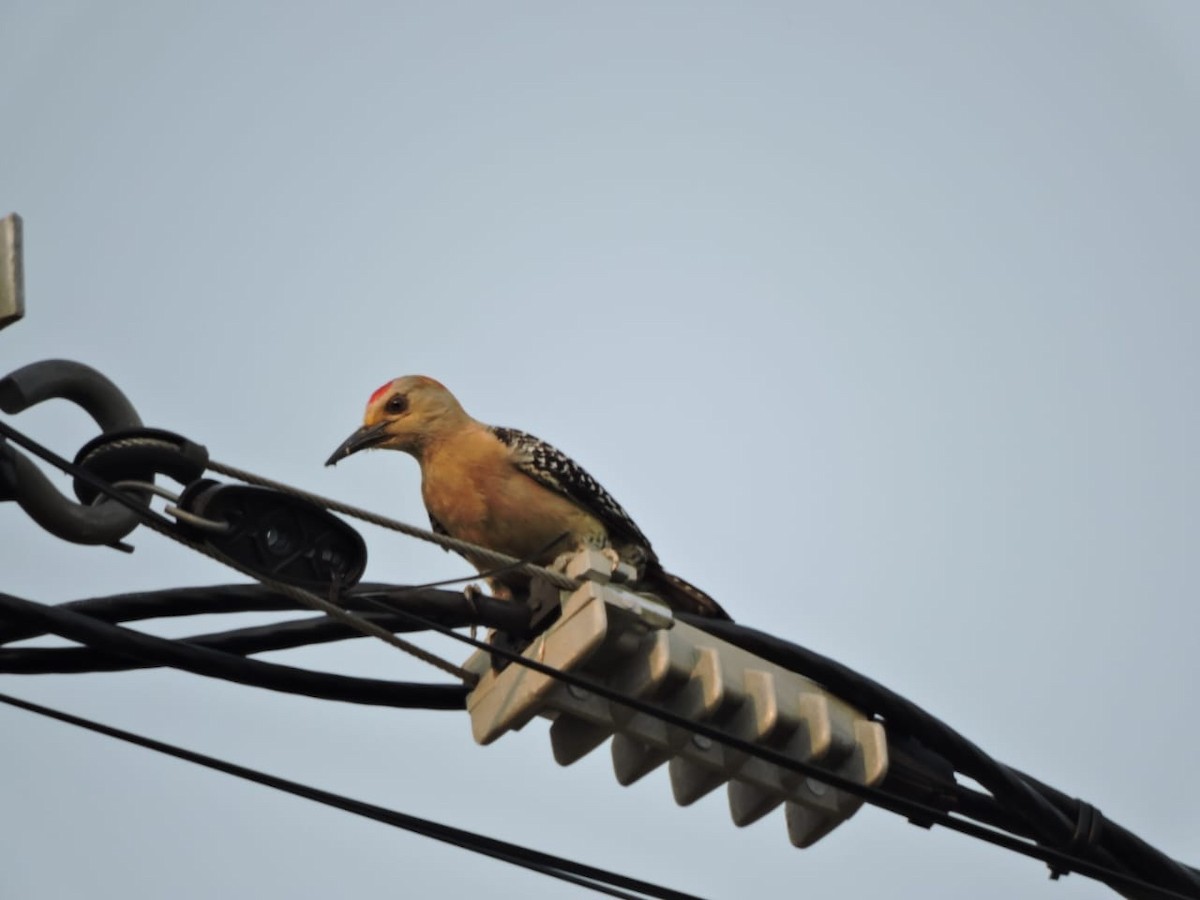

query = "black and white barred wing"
[490,425,732,620]
[489,425,655,553]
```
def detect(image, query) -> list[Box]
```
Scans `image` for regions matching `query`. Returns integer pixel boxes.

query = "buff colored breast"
[419,426,607,563]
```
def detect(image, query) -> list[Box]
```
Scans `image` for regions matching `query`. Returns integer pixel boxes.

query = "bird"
[325,375,730,620]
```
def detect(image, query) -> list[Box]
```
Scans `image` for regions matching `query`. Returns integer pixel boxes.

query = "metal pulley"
[175,480,367,591]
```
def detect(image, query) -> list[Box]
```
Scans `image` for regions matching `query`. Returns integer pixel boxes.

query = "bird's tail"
[643,564,732,621]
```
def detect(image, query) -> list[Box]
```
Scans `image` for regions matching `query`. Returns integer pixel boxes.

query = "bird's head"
[325,375,468,466]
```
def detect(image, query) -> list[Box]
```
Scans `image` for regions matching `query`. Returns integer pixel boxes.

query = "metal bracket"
[0,213,23,332]
[464,551,888,848]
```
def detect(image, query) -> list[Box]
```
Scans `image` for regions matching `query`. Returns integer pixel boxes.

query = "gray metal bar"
[0,213,24,331]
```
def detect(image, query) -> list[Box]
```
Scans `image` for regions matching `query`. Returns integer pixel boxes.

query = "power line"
[3,416,1198,899]
[0,589,466,708]
[0,690,702,900]
[348,597,1199,900]
[3,578,1192,900]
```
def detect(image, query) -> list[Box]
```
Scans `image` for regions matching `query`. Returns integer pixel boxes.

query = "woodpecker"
[326,375,730,620]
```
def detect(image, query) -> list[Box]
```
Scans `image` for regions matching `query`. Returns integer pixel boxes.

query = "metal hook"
[0,360,145,545]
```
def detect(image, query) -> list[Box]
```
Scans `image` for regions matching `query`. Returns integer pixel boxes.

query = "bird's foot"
[462,583,486,641]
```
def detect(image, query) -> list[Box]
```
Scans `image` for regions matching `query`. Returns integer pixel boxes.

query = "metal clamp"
[0,359,145,545]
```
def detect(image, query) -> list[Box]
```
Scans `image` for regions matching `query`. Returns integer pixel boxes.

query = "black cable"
[0,584,529,677]
[0,611,435,673]
[8,583,1186,899]
[0,591,1075,883]
[0,691,701,900]
[1013,767,1200,888]
[0,583,529,646]
[359,598,1197,900]
[677,616,1200,897]
[3,418,1195,897]
[0,592,467,709]
[5,595,1181,900]
[677,616,1075,847]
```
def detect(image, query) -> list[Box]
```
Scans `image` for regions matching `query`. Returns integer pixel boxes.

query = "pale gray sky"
[2,3,1198,898]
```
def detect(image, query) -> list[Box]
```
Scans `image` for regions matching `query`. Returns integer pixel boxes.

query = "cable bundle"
[3,408,1198,899]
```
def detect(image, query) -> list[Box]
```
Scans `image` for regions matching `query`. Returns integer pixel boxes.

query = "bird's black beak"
[325,422,391,467]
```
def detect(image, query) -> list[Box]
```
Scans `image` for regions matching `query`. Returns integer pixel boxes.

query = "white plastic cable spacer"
[464,549,888,848]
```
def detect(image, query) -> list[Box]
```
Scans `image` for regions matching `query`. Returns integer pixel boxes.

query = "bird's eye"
[385,394,408,414]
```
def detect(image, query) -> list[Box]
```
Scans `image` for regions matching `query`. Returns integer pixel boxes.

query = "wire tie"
[1049,800,1104,879]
